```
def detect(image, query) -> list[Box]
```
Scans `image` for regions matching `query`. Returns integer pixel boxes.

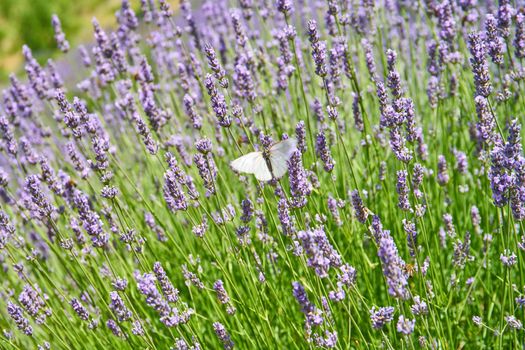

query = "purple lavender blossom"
[73,190,108,247]
[505,315,522,330]
[109,291,132,322]
[396,170,411,211]
[52,15,70,53]
[403,219,417,257]
[213,322,234,350]
[361,39,377,80]
[194,152,217,197]
[153,262,179,303]
[292,281,323,327]
[288,151,312,208]
[474,95,496,144]
[369,306,394,329]
[163,170,188,212]
[70,298,89,321]
[307,20,327,78]
[396,315,415,335]
[389,127,413,163]
[295,121,307,154]
[453,150,468,174]
[351,190,368,223]
[437,155,449,186]
[7,302,33,335]
[18,285,45,320]
[213,280,235,315]
[497,0,515,38]
[297,226,342,278]
[488,119,525,217]
[514,12,525,59]
[378,231,408,299]
[277,198,294,236]
[386,49,403,100]
[204,44,228,88]
[468,32,492,97]
[204,74,231,127]
[106,319,123,337]
[411,296,428,316]
[276,0,293,17]
[24,175,56,221]
[500,249,517,267]
[316,130,335,172]
[183,94,203,130]
[484,14,505,65]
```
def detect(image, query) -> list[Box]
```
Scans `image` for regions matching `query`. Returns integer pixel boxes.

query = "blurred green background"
[0,0,179,80]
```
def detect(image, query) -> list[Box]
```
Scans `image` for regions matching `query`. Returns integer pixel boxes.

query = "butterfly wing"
[230,151,273,181]
[270,138,298,179]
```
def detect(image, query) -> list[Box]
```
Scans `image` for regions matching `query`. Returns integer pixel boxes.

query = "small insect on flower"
[230,138,297,181]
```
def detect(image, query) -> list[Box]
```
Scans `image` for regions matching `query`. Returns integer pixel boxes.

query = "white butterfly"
[230,138,298,181]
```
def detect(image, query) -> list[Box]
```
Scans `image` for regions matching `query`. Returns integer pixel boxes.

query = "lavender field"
[1,0,525,348]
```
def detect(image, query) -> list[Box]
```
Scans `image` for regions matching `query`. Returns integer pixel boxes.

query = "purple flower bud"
[0,115,17,156]
[213,322,234,350]
[297,226,342,278]
[351,190,368,223]
[485,14,505,65]
[24,175,56,220]
[437,155,449,186]
[352,93,364,132]
[73,190,108,247]
[292,281,323,326]
[92,18,111,58]
[277,198,294,236]
[497,0,515,38]
[308,21,327,78]
[276,0,293,16]
[505,315,522,329]
[106,319,123,337]
[295,121,307,154]
[436,1,456,43]
[194,152,217,197]
[231,10,248,48]
[51,15,70,53]
[316,130,335,172]
[204,44,228,88]
[468,32,492,98]
[182,264,205,290]
[396,170,411,211]
[397,315,415,335]
[370,306,394,329]
[233,58,257,103]
[361,39,377,80]
[204,74,231,127]
[411,296,428,316]
[195,138,213,154]
[182,94,203,130]
[386,49,403,100]
[288,151,312,208]
[514,12,525,59]
[78,45,91,67]
[153,262,179,303]
[163,170,188,212]
[109,291,132,322]
[7,302,33,335]
[70,298,89,321]
[474,95,496,144]
[453,150,468,174]
[389,127,413,163]
[501,249,517,267]
[378,231,408,299]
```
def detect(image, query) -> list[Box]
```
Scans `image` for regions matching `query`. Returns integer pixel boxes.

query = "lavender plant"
[1,0,525,348]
